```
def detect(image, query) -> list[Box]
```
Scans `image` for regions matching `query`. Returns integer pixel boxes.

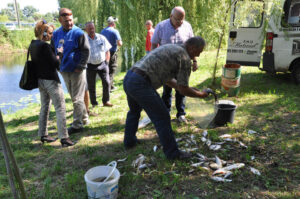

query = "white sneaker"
[138,116,151,129]
[177,115,187,123]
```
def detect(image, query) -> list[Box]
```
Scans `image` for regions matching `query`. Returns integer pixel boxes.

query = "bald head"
[170,6,185,29]
[171,6,185,16]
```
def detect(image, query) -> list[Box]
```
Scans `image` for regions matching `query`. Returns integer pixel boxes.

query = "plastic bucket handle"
[96,161,117,189]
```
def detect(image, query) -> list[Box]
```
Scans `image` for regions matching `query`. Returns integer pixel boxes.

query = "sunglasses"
[42,19,47,24]
[60,12,72,17]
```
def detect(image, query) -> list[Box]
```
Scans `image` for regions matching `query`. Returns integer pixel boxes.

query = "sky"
[0,0,59,14]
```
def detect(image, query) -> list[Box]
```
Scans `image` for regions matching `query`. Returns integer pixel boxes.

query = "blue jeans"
[162,84,186,118]
[123,70,180,159]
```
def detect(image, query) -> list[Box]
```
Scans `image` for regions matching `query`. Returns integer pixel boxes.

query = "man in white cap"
[101,16,123,92]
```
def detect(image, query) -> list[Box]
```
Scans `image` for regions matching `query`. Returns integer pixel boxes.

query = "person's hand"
[192,61,198,72]
[57,47,63,54]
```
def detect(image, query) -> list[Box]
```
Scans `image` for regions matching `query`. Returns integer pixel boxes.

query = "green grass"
[1,50,300,198]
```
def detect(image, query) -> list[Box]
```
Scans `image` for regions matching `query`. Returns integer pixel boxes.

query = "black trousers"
[86,62,110,105]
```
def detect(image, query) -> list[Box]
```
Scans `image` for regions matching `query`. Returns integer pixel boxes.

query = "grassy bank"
[0,27,34,53]
[1,50,300,199]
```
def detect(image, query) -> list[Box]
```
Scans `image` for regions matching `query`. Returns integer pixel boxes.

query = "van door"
[226,0,265,66]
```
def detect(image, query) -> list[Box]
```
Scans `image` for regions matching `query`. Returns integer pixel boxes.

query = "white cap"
[107,16,118,23]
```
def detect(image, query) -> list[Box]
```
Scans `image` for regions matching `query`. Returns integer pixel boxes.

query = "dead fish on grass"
[117,157,128,162]
[219,134,232,139]
[222,163,245,171]
[132,154,146,168]
[211,176,232,182]
[191,162,204,167]
[250,167,261,176]
[209,145,221,151]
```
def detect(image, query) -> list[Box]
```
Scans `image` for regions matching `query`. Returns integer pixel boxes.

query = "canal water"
[0,53,66,114]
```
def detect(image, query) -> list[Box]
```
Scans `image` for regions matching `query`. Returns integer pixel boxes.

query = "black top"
[30,40,61,83]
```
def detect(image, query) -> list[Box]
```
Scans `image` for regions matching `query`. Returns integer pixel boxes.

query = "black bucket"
[213,103,237,126]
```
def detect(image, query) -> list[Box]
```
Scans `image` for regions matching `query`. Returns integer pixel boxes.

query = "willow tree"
[58,0,98,25]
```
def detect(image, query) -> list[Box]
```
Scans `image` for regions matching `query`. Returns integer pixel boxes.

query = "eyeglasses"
[60,12,72,17]
[42,19,47,24]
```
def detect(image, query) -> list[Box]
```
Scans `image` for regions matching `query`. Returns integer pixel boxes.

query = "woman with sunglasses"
[30,20,75,147]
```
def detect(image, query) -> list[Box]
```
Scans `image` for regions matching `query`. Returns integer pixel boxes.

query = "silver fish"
[250,167,261,176]
[201,137,207,142]
[219,134,232,139]
[209,145,221,151]
[132,154,145,168]
[196,153,207,161]
[191,162,204,167]
[248,130,257,134]
[202,130,208,137]
[117,157,128,162]
[223,163,245,171]
[211,176,232,182]
[206,139,212,146]
[215,156,222,168]
[153,145,158,152]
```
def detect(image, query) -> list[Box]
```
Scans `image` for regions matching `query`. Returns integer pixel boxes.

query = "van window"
[287,0,300,26]
[233,0,264,28]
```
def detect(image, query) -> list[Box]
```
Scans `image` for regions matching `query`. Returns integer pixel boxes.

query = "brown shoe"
[103,102,113,107]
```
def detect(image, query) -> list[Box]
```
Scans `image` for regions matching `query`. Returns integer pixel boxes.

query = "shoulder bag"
[19,43,38,90]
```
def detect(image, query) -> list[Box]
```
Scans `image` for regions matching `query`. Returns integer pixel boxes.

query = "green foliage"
[9,30,34,49]
[0,14,9,22]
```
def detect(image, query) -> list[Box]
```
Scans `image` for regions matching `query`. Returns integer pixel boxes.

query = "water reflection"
[0,53,66,114]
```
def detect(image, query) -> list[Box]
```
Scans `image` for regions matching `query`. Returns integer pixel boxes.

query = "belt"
[131,67,151,83]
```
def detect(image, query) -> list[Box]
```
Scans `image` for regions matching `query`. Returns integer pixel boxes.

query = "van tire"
[292,65,300,84]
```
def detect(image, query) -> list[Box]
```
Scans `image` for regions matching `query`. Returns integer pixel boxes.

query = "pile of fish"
[127,129,261,182]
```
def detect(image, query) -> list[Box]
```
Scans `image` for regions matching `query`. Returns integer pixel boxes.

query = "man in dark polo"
[123,36,211,160]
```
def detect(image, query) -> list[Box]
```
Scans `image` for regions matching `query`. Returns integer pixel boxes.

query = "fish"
[211,176,232,182]
[196,153,207,161]
[153,145,158,152]
[132,154,146,168]
[191,162,204,167]
[209,145,221,151]
[212,168,228,175]
[223,163,245,171]
[117,157,128,162]
[219,134,232,139]
[250,167,261,176]
[202,130,208,137]
[206,139,212,146]
[238,141,248,148]
[215,156,222,168]
[248,130,257,134]
[224,171,233,178]
[201,137,207,142]
[138,164,149,170]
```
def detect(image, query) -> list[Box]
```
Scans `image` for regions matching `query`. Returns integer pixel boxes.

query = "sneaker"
[138,116,151,129]
[68,127,83,135]
[177,115,188,124]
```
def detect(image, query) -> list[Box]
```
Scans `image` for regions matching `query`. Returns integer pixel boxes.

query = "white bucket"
[84,161,120,199]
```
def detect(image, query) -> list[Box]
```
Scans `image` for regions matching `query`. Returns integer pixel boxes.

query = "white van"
[226,0,300,83]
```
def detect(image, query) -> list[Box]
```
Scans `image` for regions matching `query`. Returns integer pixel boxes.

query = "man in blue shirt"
[52,8,90,134]
[101,16,123,91]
